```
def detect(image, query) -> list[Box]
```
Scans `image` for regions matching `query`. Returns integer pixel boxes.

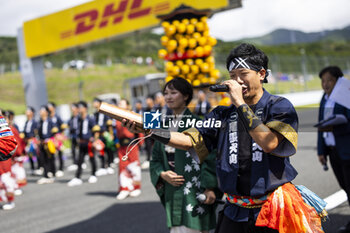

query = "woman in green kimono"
[150,78,221,233]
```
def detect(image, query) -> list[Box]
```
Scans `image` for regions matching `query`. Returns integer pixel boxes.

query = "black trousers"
[27,152,35,171]
[328,147,350,206]
[76,143,97,178]
[40,144,56,178]
[105,148,115,167]
[99,154,105,169]
[37,143,44,169]
[71,138,78,165]
[216,213,278,233]
[144,137,154,161]
[57,150,64,171]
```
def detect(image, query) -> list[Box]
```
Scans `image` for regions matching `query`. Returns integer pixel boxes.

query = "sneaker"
[107,167,115,174]
[34,168,44,176]
[47,172,54,178]
[88,175,98,183]
[14,189,23,196]
[113,158,120,164]
[129,189,141,197]
[141,161,150,169]
[116,190,130,200]
[81,163,87,170]
[37,177,54,184]
[67,164,78,171]
[2,202,15,210]
[55,170,64,177]
[95,168,108,177]
[67,178,83,187]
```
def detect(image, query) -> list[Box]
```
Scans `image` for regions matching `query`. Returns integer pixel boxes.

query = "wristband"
[237,104,263,130]
[151,128,171,145]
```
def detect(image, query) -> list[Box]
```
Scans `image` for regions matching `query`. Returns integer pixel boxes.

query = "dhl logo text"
[60,0,170,39]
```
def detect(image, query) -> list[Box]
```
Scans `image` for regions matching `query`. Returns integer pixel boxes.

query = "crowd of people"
[0,100,123,210]
[0,87,216,211]
[122,44,350,233]
[0,43,349,233]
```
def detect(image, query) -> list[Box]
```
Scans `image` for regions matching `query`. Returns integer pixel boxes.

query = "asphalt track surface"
[0,109,349,233]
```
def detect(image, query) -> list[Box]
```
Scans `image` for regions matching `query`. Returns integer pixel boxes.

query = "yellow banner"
[23,0,231,58]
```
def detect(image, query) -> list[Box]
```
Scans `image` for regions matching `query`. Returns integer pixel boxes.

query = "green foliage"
[43,32,163,67]
[0,27,349,115]
[0,64,159,115]
[0,37,18,67]
[2,27,350,69]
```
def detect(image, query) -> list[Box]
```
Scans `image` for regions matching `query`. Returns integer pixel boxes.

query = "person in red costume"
[0,110,18,210]
[6,111,26,196]
[87,125,106,183]
[115,99,143,200]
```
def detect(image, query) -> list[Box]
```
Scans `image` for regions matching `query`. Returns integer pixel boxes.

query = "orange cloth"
[256,183,324,233]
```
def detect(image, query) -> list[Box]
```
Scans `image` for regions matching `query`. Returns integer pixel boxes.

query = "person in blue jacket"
[37,105,54,184]
[47,102,65,176]
[317,66,350,233]
[67,101,97,187]
[23,106,38,175]
[123,44,325,232]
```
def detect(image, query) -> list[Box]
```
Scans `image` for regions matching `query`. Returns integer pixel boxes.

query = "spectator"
[67,103,79,171]
[194,90,212,117]
[67,101,97,187]
[150,78,221,233]
[317,66,350,233]
[115,99,142,200]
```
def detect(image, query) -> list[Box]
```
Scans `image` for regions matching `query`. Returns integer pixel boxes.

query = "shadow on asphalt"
[297,145,317,150]
[45,205,350,233]
[323,213,350,233]
[47,202,168,233]
[56,179,76,183]
[86,191,117,198]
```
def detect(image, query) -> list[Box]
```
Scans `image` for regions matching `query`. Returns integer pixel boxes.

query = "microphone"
[209,84,229,92]
[197,193,225,204]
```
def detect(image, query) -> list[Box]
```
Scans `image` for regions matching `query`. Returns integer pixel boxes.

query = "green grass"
[295,103,320,111]
[264,76,322,94]
[0,64,159,114]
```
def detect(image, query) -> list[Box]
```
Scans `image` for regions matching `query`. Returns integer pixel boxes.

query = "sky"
[0,0,350,41]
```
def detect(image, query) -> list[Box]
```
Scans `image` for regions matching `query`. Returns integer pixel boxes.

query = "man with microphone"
[123,43,325,233]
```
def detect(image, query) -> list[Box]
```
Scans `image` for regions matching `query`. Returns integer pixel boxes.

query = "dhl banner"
[23,0,230,58]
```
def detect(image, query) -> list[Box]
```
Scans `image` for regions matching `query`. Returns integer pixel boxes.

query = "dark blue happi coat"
[195,89,299,221]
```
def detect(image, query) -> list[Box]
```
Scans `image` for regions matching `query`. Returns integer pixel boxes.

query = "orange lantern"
[178,38,188,48]
[200,62,210,73]
[185,59,194,66]
[181,64,190,74]
[195,58,204,66]
[195,22,205,32]
[195,46,204,57]
[165,76,174,83]
[190,18,198,25]
[192,79,201,87]
[158,49,167,59]
[160,36,169,47]
[188,38,197,48]
[190,65,199,74]
[197,37,207,46]
[177,23,186,34]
